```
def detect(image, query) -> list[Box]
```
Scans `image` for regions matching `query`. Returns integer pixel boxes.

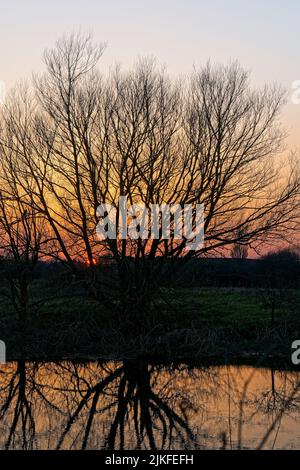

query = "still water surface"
[0,360,299,450]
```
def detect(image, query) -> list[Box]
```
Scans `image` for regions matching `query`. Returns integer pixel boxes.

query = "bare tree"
[0,34,299,315]
[0,110,50,324]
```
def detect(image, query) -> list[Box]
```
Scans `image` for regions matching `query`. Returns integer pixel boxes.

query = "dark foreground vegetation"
[1,251,299,362]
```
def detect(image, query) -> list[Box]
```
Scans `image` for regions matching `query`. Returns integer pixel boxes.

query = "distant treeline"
[1,248,298,290]
[173,249,300,288]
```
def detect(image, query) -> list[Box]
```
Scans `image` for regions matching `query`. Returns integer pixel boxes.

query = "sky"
[0,0,300,147]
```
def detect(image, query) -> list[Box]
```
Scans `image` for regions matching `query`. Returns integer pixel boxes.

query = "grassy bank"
[0,285,299,361]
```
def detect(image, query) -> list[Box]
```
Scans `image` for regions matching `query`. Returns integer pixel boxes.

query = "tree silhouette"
[0,33,299,314]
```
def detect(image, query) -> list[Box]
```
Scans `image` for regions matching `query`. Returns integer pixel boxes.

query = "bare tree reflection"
[54,360,200,450]
[0,361,38,449]
[254,369,300,413]
[0,361,300,450]
[224,365,300,449]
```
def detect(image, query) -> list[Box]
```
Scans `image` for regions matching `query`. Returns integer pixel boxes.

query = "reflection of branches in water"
[53,361,201,450]
[225,366,300,450]
[0,361,39,449]
[0,361,111,449]
[245,368,300,450]
[0,361,300,450]
[198,365,300,450]
[252,369,300,414]
[0,360,207,450]
[55,363,124,449]
[257,378,300,450]
[105,361,199,450]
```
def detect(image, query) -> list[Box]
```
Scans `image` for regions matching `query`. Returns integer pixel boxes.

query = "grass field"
[0,284,299,361]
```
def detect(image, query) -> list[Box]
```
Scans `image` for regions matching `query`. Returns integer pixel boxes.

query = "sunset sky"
[0,0,300,147]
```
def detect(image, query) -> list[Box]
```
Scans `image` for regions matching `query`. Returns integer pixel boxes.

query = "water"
[0,360,299,450]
